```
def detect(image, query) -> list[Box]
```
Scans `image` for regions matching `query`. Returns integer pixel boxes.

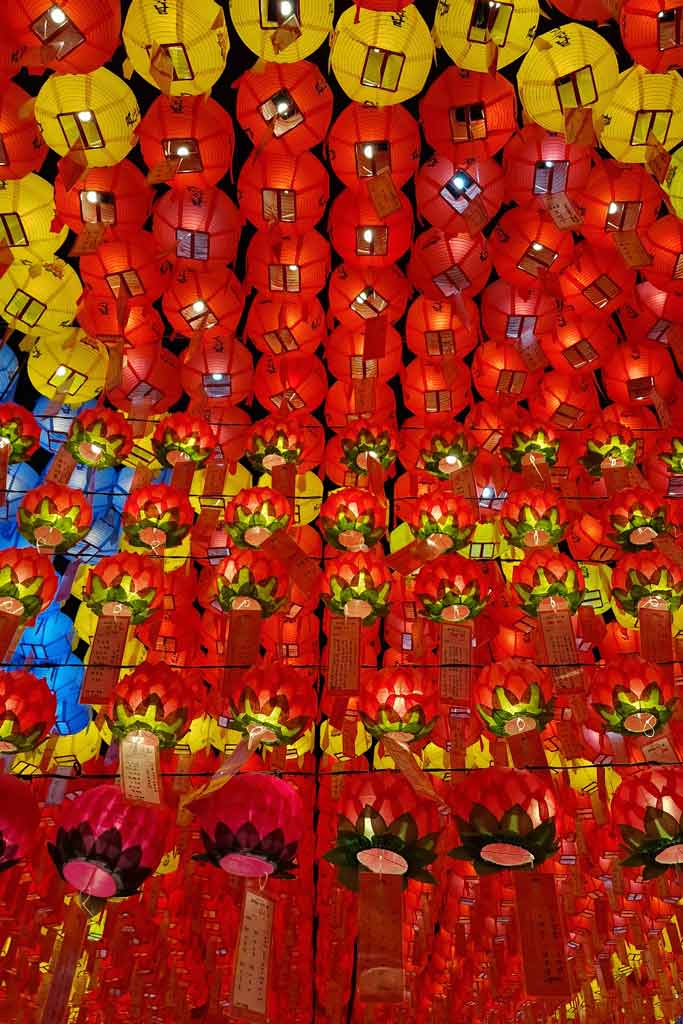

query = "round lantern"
[162,267,245,336]
[358,666,438,746]
[246,413,324,475]
[595,66,683,164]
[235,59,333,156]
[321,551,392,626]
[0,82,47,181]
[434,0,539,72]
[489,207,574,288]
[28,331,106,406]
[0,264,82,338]
[325,323,402,382]
[77,296,164,351]
[328,185,413,269]
[402,355,472,420]
[152,413,217,469]
[246,229,330,299]
[415,154,504,236]
[399,419,478,479]
[328,102,419,189]
[217,664,316,750]
[480,279,557,341]
[405,294,478,360]
[48,784,170,898]
[18,482,92,553]
[138,94,234,191]
[517,24,619,133]
[0,174,67,260]
[327,263,410,328]
[82,553,164,624]
[79,232,171,308]
[578,158,661,252]
[611,550,683,622]
[319,487,385,551]
[547,0,610,20]
[603,488,676,552]
[601,342,676,407]
[643,215,683,297]
[109,662,202,748]
[502,124,591,208]
[543,314,617,375]
[619,0,683,73]
[123,0,228,96]
[106,342,182,416]
[231,0,332,63]
[122,484,194,551]
[0,775,40,872]
[205,550,288,618]
[448,767,560,873]
[500,488,570,549]
[500,416,562,474]
[193,774,303,878]
[329,416,398,478]
[34,68,140,167]
[420,66,517,161]
[527,369,599,429]
[65,407,133,470]
[152,187,241,270]
[0,668,56,752]
[621,282,683,347]
[0,403,40,465]
[406,488,478,552]
[254,351,327,414]
[578,412,639,478]
[54,159,151,242]
[471,339,541,406]
[324,379,397,434]
[6,0,120,74]
[512,551,584,617]
[589,656,676,739]
[611,768,683,879]
[474,658,555,739]
[559,241,635,320]
[407,227,491,300]
[237,150,328,238]
[0,548,57,624]
[415,553,492,623]
[246,295,325,356]
[330,5,433,107]
[224,486,291,549]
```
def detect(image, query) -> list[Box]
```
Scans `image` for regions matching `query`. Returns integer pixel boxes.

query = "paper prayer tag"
[120,731,162,805]
[80,610,131,705]
[231,889,275,1021]
[326,614,361,696]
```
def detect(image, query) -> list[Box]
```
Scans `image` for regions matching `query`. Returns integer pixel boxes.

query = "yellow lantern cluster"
[230,0,333,63]
[0,175,68,261]
[0,262,82,338]
[26,330,107,405]
[433,0,540,73]
[594,65,683,164]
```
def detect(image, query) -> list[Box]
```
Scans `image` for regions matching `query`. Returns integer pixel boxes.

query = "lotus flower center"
[247,723,279,746]
[344,598,372,619]
[480,842,535,867]
[356,450,375,471]
[629,526,658,546]
[426,533,453,554]
[503,715,537,736]
[219,853,276,878]
[623,711,658,735]
[0,740,17,753]
[441,603,470,622]
[338,529,365,551]
[438,455,462,475]
[231,596,262,612]
[262,453,286,470]
[166,450,191,467]
[34,525,64,549]
[63,860,118,898]
[244,526,272,547]
[356,848,408,875]
[655,844,683,865]
[523,528,550,548]
[0,598,22,617]
[139,526,167,549]
[79,441,103,463]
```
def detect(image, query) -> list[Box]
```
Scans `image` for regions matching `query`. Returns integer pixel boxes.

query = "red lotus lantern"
[500,489,570,550]
[502,124,592,208]
[415,553,492,623]
[138,94,235,191]
[193,774,303,878]
[611,550,683,622]
[79,231,171,308]
[490,207,574,288]
[0,668,56,753]
[499,415,562,478]
[588,656,676,741]
[527,371,598,430]
[399,419,479,480]
[611,768,683,880]
[106,343,182,416]
[542,314,617,375]
[408,227,491,300]
[224,486,291,549]
[406,489,478,552]
[254,352,327,414]
[325,324,402,383]
[327,263,410,328]
[203,549,289,618]
[236,60,333,156]
[0,81,47,180]
[474,658,555,741]
[328,185,413,269]
[0,775,39,873]
[238,150,329,237]
[319,487,385,551]
[480,279,558,342]
[579,159,661,253]
[324,416,398,484]
[48,785,170,898]
[109,662,203,749]
[246,295,325,356]
[215,664,316,751]
[54,160,152,241]
[246,413,324,475]
[180,333,253,407]
[122,484,194,552]
[7,0,120,73]
[358,667,439,747]
[152,413,217,470]
[321,552,392,626]
[644,215,683,297]
[82,553,164,624]
[577,411,639,480]
[420,67,517,161]
[405,294,479,360]
[559,242,636,320]
[328,102,420,189]
[471,339,541,406]
[601,343,676,408]
[620,0,683,72]
[0,403,40,464]
[402,356,472,421]
[415,155,504,236]
[17,482,92,554]
[161,267,245,336]
[246,229,330,299]
[66,407,132,470]
[512,550,584,618]
[152,187,241,269]
[603,488,678,552]
[77,297,164,350]
[0,548,57,628]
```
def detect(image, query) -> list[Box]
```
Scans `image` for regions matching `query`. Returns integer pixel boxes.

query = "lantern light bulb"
[192,300,206,313]
[445,454,458,466]
[608,201,619,214]
[363,144,374,158]
[544,160,553,168]
[78,110,92,123]
[211,372,224,381]
[452,175,466,190]
[176,145,190,157]
[288,264,297,271]
[49,6,67,24]
[85,190,98,204]
[55,366,67,377]
[532,242,543,251]
[90,443,102,456]
[357,291,367,303]
[277,102,290,114]
[363,229,373,243]
[481,485,494,500]
[281,0,293,14]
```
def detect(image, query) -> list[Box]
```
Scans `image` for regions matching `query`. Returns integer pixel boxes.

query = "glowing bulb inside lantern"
[357,292,367,304]
[55,366,67,377]
[90,443,102,456]
[608,201,619,214]
[192,300,206,314]
[211,372,224,381]
[85,191,98,204]
[481,485,494,500]
[49,6,67,24]
[288,264,297,271]
[363,145,374,158]
[532,242,543,251]
[444,455,458,466]
[277,102,290,114]
[78,110,92,123]
[176,145,190,157]
[281,0,293,14]
[363,229,373,243]
[452,175,466,190]
[544,160,553,168]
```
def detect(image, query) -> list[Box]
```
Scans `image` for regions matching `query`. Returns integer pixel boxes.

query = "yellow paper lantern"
[593,65,683,164]
[518,23,619,133]
[331,4,433,107]
[0,261,82,338]
[123,0,229,95]
[34,68,140,167]
[230,0,333,63]
[0,175,68,261]
[661,146,683,219]
[26,329,107,406]
[433,0,539,73]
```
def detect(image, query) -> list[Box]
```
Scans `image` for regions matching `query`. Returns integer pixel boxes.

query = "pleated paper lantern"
[327,262,410,328]
[7,0,120,74]
[202,549,288,617]
[620,282,683,346]
[328,185,413,268]
[325,323,402,382]
[152,187,241,269]
[328,102,420,189]
[0,263,82,337]
[489,207,574,288]
[106,343,183,415]
[578,157,662,252]
[643,215,683,296]
[0,669,56,752]
[402,356,472,419]
[77,297,164,350]
[407,227,491,299]
[415,552,492,622]
[480,279,557,341]
[109,661,202,748]
[611,550,683,622]
[433,0,539,72]
[405,294,479,359]
[161,267,244,335]
[123,0,228,96]
[502,123,592,206]
[330,4,433,107]
[224,486,291,549]
[27,330,106,405]
[471,339,541,405]
[246,413,324,474]
[0,403,40,465]
[0,548,57,625]
[543,314,617,375]
[0,82,47,181]
[122,484,194,551]
[611,768,683,879]
[559,241,636,320]
[54,159,152,240]
[237,150,329,237]
[620,0,683,73]
[235,60,333,156]
[325,415,398,479]
[473,658,554,738]
[230,0,333,63]
[246,295,325,355]
[319,486,385,551]
[180,333,254,406]
[34,68,140,166]
[152,413,217,469]
[0,173,67,260]
[547,0,610,20]
[420,66,517,161]
[79,232,171,307]
[66,407,133,469]
[0,775,40,872]
[517,23,619,133]
[595,66,683,163]
[321,551,392,625]
[254,352,327,413]
[138,94,235,191]
[415,154,504,236]
[245,229,330,298]
[527,370,598,428]
[359,666,438,746]
[18,482,93,553]
[602,342,676,407]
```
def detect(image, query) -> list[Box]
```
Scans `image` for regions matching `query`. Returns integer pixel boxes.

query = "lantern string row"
[5,658,670,670]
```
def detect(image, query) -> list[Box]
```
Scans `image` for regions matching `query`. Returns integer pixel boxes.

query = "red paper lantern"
[235,60,333,157]
[325,324,402,382]
[603,487,678,552]
[588,656,676,739]
[324,416,398,482]
[559,242,636,320]
[408,227,491,300]
[402,355,472,419]
[327,263,410,328]
[0,775,39,872]
[398,418,478,478]
[644,215,683,296]
[542,315,617,375]
[601,343,676,407]
[193,774,303,878]
[214,664,316,749]
[405,488,478,552]
[620,282,683,346]
[415,154,504,236]
[527,371,599,429]
[466,401,514,452]
[254,352,327,414]
[122,484,194,551]
[471,339,541,406]
[405,294,479,360]
[611,550,683,622]
[420,67,517,161]
[106,343,183,415]
[480,279,557,342]
[502,124,592,207]
[0,81,47,180]
[152,413,217,468]
[473,658,555,739]
[246,295,325,357]
[0,668,56,753]
[328,185,413,269]
[579,159,662,252]
[152,187,241,269]
[82,553,164,624]
[48,785,170,898]
[138,94,235,192]
[0,548,57,623]
[17,482,92,553]
[246,413,324,475]
[79,232,172,308]
[202,549,289,618]
[358,666,439,747]
[490,207,574,288]
[415,553,492,622]
[328,102,420,189]
[500,415,563,474]
[321,551,392,626]
[620,0,683,73]
[161,267,245,336]
[55,160,152,241]
[224,486,291,549]
[547,0,611,20]
[7,0,120,74]
[237,150,329,237]
[109,662,203,749]
[77,297,164,350]
[203,403,253,469]
[180,333,253,407]
[611,768,683,879]
[0,402,40,463]
[511,550,585,617]
[324,380,397,433]
[319,487,386,551]
[246,230,330,299]
[499,488,570,550]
